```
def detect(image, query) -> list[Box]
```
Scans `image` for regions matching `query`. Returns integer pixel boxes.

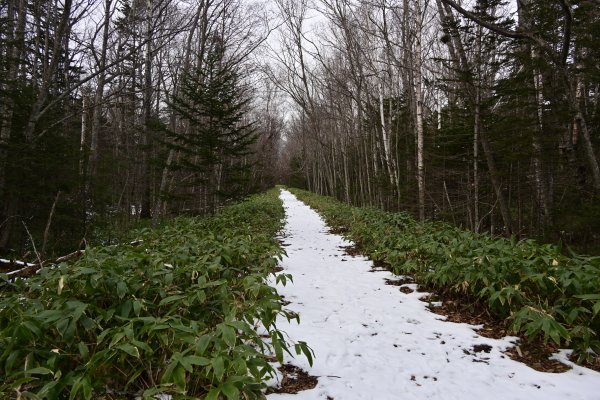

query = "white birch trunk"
[414,0,425,222]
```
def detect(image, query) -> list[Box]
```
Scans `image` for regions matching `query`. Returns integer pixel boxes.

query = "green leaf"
[593,302,600,317]
[297,341,314,367]
[160,361,178,385]
[221,381,240,400]
[205,388,220,400]
[172,365,186,392]
[37,379,60,397]
[78,342,89,360]
[117,343,140,358]
[221,325,236,347]
[70,376,92,400]
[116,281,128,299]
[56,317,70,338]
[108,332,125,347]
[24,367,53,375]
[142,387,164,399]
[159,294,187,306]
[197,334,211,354]
[271,332,286,362]
[22,320,41,337]
[132,299,143,316]
[80,317,95,331]
[575,294,600,301]
[150,324,170,331]
[67,300,88,321]
[83,378,92,400]
[131,339,153,354]
[222,253,232,265]
[212,356,225,381]
[120,299,132,318]
[186,356,211,366]
[228,320,249,332]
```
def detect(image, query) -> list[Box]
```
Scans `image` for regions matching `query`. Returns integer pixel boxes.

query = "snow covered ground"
[267,190,600,400]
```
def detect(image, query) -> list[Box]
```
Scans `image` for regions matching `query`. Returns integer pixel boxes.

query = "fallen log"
[53,249,85,264]
[0,250,85,279]
[0,258,36,269]
[1,239,142,281]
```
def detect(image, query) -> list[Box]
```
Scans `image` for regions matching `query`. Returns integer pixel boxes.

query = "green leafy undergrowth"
[0,189,308,399]
[289,188,600,364]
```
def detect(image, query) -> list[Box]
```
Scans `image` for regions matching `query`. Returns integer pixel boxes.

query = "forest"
[1,0,599,258]
[1,0,600,397]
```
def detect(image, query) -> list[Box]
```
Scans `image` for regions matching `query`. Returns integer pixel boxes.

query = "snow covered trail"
[268,190,600,400]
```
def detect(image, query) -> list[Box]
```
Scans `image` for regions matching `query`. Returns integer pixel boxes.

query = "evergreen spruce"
[167,36,257,212]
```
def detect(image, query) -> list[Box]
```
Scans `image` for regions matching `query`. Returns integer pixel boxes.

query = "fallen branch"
[22,221,43,269]
[1,238,142,281]
[129,239,144,247]
[41,191,62,259]
[1,250,86,279]
[0,258,37,270]
[3,261,44,278]
[53,249,85,264]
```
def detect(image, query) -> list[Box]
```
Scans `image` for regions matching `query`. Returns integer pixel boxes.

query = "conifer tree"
[167,35,256,212]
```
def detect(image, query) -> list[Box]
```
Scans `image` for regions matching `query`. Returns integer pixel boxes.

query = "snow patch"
[267,189,600,400]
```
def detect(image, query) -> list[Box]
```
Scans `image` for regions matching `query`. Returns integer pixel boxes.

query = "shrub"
[290,188,600,364]
[0,190,309,399]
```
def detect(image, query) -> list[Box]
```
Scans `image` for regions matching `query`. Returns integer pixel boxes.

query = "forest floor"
[266,190,600,400]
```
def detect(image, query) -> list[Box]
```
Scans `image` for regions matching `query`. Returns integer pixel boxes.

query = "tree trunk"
[87,0,112,181]
[414,0,425,222]
[140,0,154,219]
[23,0,73,142]
[378,80,398,197]
[531,62,552,225]
[479,130,513,235]
[473,86,481,232]
[576,111,600,192]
